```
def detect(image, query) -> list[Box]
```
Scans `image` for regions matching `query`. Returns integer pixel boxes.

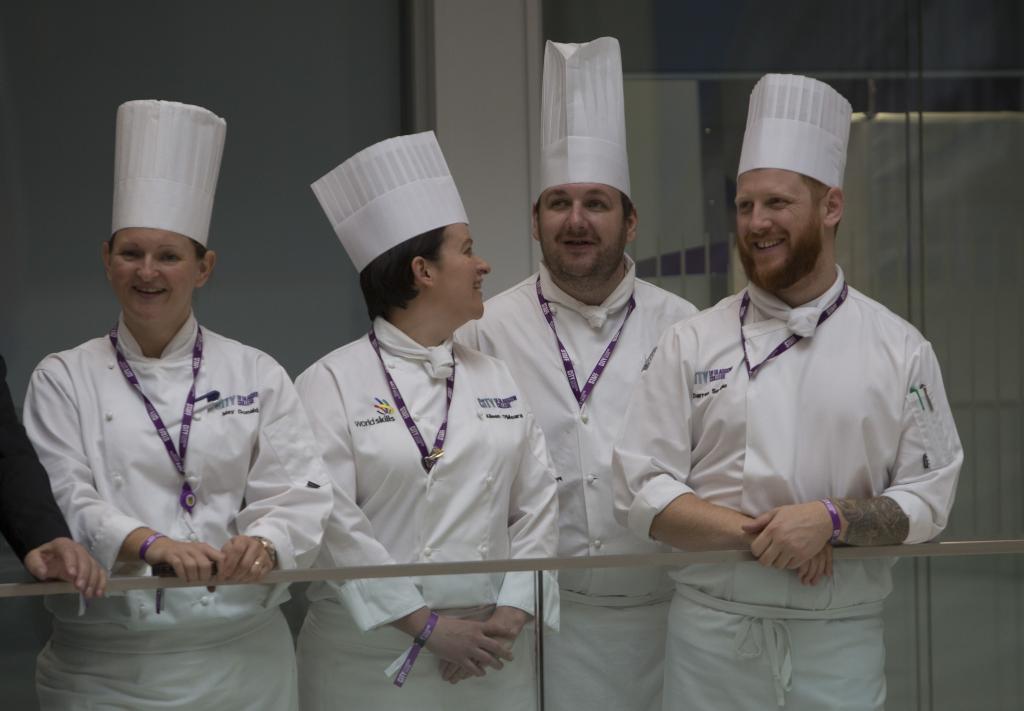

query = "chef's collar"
[115,312,199,361]
[538,254,636,329]
[373,316,454,380]
[745,265,845,338]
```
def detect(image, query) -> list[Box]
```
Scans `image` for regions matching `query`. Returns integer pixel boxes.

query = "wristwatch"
[253,536,278,568]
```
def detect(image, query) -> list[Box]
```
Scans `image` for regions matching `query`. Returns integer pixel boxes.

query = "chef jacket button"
[188,533,199,542]
[200,595,212,606]
[478,544,488,555]
[104,412,114,422]
[112,473,123,485]
[477,411,485,420]
[484,476,494,487]
[386,361,397,370]
[186,475,198,486]
[580,413,589,424]
[193,414,202,422]
[586,474,597,485]
[107,362,115,370]
[423,547,433,558]
[592,539,602,549]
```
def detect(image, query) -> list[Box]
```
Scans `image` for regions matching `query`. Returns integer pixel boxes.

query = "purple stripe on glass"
[709,241,730,275]
[660,251,682,277]
[536,278,636,409]
[684,246,706,275]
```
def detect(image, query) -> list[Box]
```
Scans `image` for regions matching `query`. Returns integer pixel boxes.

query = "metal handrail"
[1,539,1021,599]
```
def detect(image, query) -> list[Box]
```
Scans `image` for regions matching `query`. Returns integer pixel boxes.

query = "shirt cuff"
[244,525,296,570]
[93,513,149,569]
[627,474,695,542]
[495,570,560,631]
[337,577,426,631]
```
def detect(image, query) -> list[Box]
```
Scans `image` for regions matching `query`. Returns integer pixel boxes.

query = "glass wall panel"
[543,2,1024,709]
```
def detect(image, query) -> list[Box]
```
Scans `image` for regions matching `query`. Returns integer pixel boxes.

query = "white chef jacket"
[297,317,560,631]
[613,267,962,611]
[457,257,697,599]
[23,313,333,628]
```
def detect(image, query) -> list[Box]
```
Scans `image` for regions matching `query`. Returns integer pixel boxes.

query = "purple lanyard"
[535,278,636,409]
[108,325,202,514]
[739,283,848,378]
[368,328,454,473]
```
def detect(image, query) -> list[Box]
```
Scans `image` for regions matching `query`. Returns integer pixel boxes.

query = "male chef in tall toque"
[458,37,697,711]
[612,74,962,709]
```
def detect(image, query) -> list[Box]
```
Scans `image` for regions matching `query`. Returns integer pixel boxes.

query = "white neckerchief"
[538,255,636,329]
[116,312,198,362]
[373,316,455,380]
[745,266,845,338]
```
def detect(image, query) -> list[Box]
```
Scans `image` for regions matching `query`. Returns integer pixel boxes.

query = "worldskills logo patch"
[355,398,397,428]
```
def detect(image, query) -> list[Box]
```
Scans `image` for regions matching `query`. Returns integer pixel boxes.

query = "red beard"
[738,216,823,293]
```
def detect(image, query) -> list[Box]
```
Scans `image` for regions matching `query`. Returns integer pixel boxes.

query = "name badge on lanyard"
[535,278,636,409]
[368,328,454,473]
[108,325,203,514]
[739,283,848,377]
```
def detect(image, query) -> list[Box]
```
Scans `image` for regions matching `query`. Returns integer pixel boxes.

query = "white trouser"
[664,588,885,710]
[36,607,298,711]
[297,599,537,711]
[543,593,669,711]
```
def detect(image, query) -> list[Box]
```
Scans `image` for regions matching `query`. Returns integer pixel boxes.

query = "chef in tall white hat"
[294,130,559,711]
[612,74,962,709]
[456,37,697,711]
[23,99,333,710]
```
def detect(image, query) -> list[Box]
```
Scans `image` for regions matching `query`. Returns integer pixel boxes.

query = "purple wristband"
[138,533,166,562]
[394,612,439,687]
[820,499,842,544]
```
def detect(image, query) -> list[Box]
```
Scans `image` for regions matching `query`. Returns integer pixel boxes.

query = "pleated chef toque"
[311,131,468,273]
[539,37,630,199]
[111,100,226,245]
[737,74,852,188]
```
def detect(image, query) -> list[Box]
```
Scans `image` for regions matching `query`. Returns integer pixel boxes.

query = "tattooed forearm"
[833,497,909,546]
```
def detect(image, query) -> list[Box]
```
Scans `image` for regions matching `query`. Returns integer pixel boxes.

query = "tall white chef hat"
[311,131,468,273]
[737,74,852,188]
[111,100,226,246]
[539,36,630,199]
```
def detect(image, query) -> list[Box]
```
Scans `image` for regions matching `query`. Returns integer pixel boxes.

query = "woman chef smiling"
[295,131,560,710]
[23,100,332,710]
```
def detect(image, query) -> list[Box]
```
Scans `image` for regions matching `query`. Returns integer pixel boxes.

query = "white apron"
[664,590,884,710]
[36,608,298,711]
[297,599,536,711]
[543,593,669,711]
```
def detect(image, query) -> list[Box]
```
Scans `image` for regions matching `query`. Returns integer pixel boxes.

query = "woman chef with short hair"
[295,131,560,710]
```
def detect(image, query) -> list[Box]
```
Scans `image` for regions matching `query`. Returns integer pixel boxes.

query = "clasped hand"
[142,534,274,588]
[432,606,529,684]
[742,502,834,586]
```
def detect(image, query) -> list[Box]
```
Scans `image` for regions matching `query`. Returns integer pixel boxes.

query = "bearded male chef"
[612,74,962,709]
[457,37,697,711]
